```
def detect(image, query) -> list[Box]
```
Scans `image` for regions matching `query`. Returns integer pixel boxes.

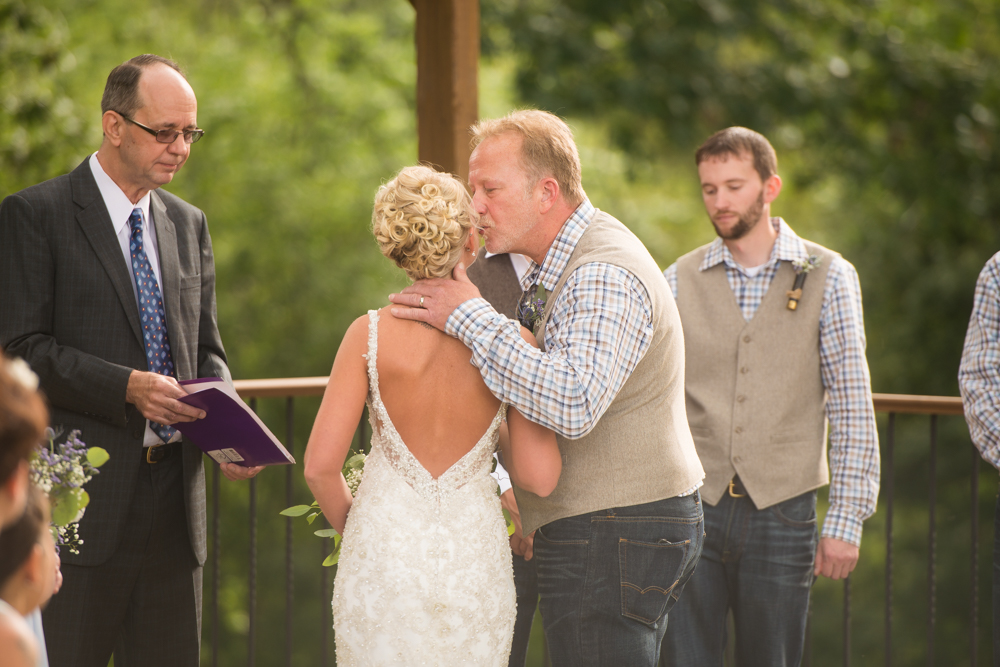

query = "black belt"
[146,442,179,464]
[728,475,749,498]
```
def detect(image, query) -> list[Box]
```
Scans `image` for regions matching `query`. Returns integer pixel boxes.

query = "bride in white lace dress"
[304,166,561,666]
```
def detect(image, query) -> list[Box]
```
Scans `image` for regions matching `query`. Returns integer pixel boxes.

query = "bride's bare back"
[372,306,501,478]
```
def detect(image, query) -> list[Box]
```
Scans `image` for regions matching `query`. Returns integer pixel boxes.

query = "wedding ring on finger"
[420,296,425,308]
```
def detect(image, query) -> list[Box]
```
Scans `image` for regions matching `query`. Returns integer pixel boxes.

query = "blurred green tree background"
[2,0,998,664]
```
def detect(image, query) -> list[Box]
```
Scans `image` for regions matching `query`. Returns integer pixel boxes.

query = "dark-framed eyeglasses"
[116,112,205,144]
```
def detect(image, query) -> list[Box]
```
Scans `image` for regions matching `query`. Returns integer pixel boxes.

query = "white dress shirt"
[89,153,180,446]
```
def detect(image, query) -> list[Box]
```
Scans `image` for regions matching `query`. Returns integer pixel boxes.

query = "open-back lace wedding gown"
[332,310,516,666]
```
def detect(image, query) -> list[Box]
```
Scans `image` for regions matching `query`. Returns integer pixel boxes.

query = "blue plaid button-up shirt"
[664,219,880,547]
[447,199,655,440]
[960,252,1000,469]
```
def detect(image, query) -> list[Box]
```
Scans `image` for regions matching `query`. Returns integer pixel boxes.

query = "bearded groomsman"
[661,127,880,667]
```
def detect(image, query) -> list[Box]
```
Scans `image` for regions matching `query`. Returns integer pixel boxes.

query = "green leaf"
[86,447,110,467]
[344,453,365,470]
[51,488,85,527]
[314,528,339,538]
[279,505,313,517]
[306,512,320,524]
[322,535,343,567]
[502,508,515,536]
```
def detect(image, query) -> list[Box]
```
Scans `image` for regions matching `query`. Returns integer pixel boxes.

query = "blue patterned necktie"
[128,208,177,443]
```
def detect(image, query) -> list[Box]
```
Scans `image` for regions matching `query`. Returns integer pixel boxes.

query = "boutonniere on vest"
[787,255,822,311]
[517,284,547,333]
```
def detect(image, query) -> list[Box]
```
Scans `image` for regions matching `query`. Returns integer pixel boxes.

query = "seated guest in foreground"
[958,251,1000,664]
[661,127,880,666]
[0,486,58,667]
[0,355,50,667]
[304,165,560,666]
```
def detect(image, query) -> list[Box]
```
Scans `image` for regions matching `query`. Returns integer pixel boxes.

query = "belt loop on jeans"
[728,475,748,498]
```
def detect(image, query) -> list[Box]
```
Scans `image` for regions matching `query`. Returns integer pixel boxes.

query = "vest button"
[743,335,751,343]
[734,426,743,434]
[740,366,749,374]
[737,395,746,403]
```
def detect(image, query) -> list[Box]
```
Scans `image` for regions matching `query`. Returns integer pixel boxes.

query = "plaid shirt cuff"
[446,298,495,339]
[821,506,864,547]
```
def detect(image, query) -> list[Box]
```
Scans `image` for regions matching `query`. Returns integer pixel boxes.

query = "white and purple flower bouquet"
[30,429,109,555]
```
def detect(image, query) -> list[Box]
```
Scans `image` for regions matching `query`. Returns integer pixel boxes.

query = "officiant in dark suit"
[0,54,260,667]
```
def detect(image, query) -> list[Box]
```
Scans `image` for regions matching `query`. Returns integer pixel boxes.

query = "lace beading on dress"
[332,310,515,666]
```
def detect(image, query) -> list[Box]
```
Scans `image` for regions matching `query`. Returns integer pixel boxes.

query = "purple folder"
[175,378,295,467]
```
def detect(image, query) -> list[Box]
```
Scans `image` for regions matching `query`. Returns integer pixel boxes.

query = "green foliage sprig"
[280,452,365,567]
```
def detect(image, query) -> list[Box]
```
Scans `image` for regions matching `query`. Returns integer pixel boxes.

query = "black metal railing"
[802,394,978,667]
[209,380,985,666]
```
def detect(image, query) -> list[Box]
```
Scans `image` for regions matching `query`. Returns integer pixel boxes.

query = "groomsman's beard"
[711,190,765,241]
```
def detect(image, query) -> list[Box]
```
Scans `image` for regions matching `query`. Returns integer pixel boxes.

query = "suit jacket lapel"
[71,161,144,345]
[150,191,184,358]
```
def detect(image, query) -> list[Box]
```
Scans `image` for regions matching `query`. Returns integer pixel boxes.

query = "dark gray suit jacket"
[0,158,229,567]
[466,253,522,320]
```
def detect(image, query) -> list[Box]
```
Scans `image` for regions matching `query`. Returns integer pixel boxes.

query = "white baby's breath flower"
[346,468,364,497]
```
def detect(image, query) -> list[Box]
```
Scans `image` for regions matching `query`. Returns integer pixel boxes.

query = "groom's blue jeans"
[660,489,818,667]
[533,493,704,667]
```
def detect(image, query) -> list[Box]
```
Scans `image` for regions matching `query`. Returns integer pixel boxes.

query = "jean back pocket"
[619,537,691,626]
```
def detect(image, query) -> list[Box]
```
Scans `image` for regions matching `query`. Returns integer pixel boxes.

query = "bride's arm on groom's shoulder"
[498,328,562,498]
[303,316,370,534]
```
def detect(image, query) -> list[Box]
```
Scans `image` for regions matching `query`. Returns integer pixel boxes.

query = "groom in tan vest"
[389,109,706,666]
[660,127,880,666]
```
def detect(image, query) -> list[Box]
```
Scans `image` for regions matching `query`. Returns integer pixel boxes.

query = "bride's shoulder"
[339,314,373,353]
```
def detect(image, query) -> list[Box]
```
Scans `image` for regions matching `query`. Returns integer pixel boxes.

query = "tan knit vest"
[674,239,837,509]
[514,211,705,534]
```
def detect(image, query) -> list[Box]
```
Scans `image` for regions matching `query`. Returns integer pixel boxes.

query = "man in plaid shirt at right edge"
[959,251,1000,666]
[661,127,881,667]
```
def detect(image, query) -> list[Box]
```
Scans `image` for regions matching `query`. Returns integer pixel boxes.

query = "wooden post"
[410,0,479,183]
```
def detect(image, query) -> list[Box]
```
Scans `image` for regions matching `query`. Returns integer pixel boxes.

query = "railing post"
[249,398,258,667]
[972,445,980,667]
[212,461,220,667]
[844,576,851,667]
[885,412,895,667]
[321,529,329,666]
[285,397,295,667]
[928,414,938,666]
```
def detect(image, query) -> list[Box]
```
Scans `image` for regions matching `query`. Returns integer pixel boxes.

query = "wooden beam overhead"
[411,0,479,183]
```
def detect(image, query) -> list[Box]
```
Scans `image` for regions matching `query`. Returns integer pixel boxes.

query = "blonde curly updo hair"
[372,165,473,281]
